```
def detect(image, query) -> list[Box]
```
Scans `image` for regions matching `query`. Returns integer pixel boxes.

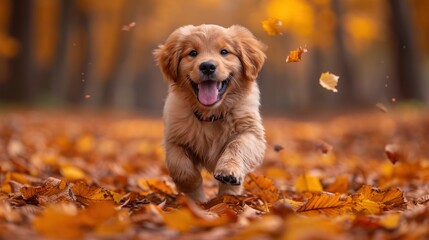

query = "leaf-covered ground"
[0,109,428,239]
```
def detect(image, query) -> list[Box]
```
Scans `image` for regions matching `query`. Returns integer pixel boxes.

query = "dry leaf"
[261,17,283,36]
[294,174,323,192]
[71,181,115,205]
[244,174,279,204]
[385,144,405,164]
[273,144,284,152]
[319,72,339,92]
[286,47,308,63]
[375,102,388,113]
[326,176,349,194]
[121,21,136,31]
[353,185,405,214]
[297,192,353,216]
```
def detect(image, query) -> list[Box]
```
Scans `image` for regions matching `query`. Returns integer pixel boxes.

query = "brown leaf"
[273,144,284,152]
[385,144,405,164]
[20,177,67,201]
[286,47,308,63]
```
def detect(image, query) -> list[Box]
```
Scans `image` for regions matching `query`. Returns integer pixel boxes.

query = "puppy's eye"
[189,50,198,57]
[220,49,229,55]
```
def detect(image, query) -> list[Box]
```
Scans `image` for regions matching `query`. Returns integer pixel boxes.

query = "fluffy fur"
[154,24,266,202]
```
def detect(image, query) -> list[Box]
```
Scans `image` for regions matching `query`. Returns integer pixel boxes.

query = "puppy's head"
[154,24,266,109]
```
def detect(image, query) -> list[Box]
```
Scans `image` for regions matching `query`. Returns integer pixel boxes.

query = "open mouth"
[191,75,231,107]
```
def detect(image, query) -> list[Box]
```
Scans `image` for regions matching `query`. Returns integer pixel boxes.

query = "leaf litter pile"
[1,109,428,239]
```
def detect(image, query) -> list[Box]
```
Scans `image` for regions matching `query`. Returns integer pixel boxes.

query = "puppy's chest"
[185,122,235,166]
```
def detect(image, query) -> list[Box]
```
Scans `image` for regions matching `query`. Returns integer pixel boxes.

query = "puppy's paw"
[214,169,242,185]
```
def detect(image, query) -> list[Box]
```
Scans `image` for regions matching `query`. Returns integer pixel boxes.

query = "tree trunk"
[388,0,423,100]
[0,0,35,103]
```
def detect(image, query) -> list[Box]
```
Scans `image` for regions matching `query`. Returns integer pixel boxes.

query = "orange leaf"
[20,177,67,200]
[297,192,353,216]
[162,208,195,233]
[244,174,279,204]
[326,176,349,194]
[319,72,339,92]
[138,179,175,196]
[352,185,405,214]
[261,17,283,36]
[71,181,115,204]
[294,174,323,192]
[286,47,307,63]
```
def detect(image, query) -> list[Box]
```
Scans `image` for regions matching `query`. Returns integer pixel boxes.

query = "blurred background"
[0,0,428,116]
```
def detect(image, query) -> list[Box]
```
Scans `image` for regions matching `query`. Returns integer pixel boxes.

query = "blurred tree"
[388,0,423,101]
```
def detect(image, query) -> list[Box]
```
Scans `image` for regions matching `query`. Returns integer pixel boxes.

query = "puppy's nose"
[199,61,216,75]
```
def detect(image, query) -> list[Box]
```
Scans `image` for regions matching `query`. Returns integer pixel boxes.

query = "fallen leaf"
[261,17,283,36]
[71,181,115,205]
[326,176,349,194]
[244,174,279,205]
[294,174,323,192]
[162,208,195,233]
[286,47,307,63]
[319,72,339,92]
[297,192,353,216]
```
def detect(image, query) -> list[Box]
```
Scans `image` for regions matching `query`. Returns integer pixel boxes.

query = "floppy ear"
[228,25,267,81]
[153,28,185,82]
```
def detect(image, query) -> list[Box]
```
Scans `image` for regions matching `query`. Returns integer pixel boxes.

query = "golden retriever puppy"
[154,24,266,202]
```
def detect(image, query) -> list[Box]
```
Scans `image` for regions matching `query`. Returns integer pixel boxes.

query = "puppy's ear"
[228,25,267,81]
[153,28,186,82]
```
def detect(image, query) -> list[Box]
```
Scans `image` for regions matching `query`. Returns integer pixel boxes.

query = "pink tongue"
[198,81,219,106]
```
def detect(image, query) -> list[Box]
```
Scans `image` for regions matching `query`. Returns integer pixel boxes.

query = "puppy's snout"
[199,61,216,75]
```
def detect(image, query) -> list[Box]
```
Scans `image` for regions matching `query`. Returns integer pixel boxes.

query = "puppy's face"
[154,25,266,110]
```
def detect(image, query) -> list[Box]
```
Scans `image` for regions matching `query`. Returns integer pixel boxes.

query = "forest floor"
[0,108,428,239]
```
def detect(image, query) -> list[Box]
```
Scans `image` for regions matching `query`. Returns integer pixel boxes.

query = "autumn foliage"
[1,109,428,239]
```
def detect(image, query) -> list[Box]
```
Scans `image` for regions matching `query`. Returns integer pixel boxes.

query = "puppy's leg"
[165,143,206,202]
[215,132,265,196]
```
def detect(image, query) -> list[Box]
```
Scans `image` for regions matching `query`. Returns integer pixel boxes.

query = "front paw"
[214,169,242,185]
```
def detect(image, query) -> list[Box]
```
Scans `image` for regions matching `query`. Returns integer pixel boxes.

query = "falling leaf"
[244,174,279,204]
[297,192,353,216]
[375,102,388,113]
[315,141,333,154]
[273,144,284,152]
[385,144,405,164]
[261,17,283,36]
[294,174,323,192]
[121,21,136,31]
[319,72,339,92]
[286,47,308,63]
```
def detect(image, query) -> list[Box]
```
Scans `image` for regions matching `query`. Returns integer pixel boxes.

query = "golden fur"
[154,24,266,202]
